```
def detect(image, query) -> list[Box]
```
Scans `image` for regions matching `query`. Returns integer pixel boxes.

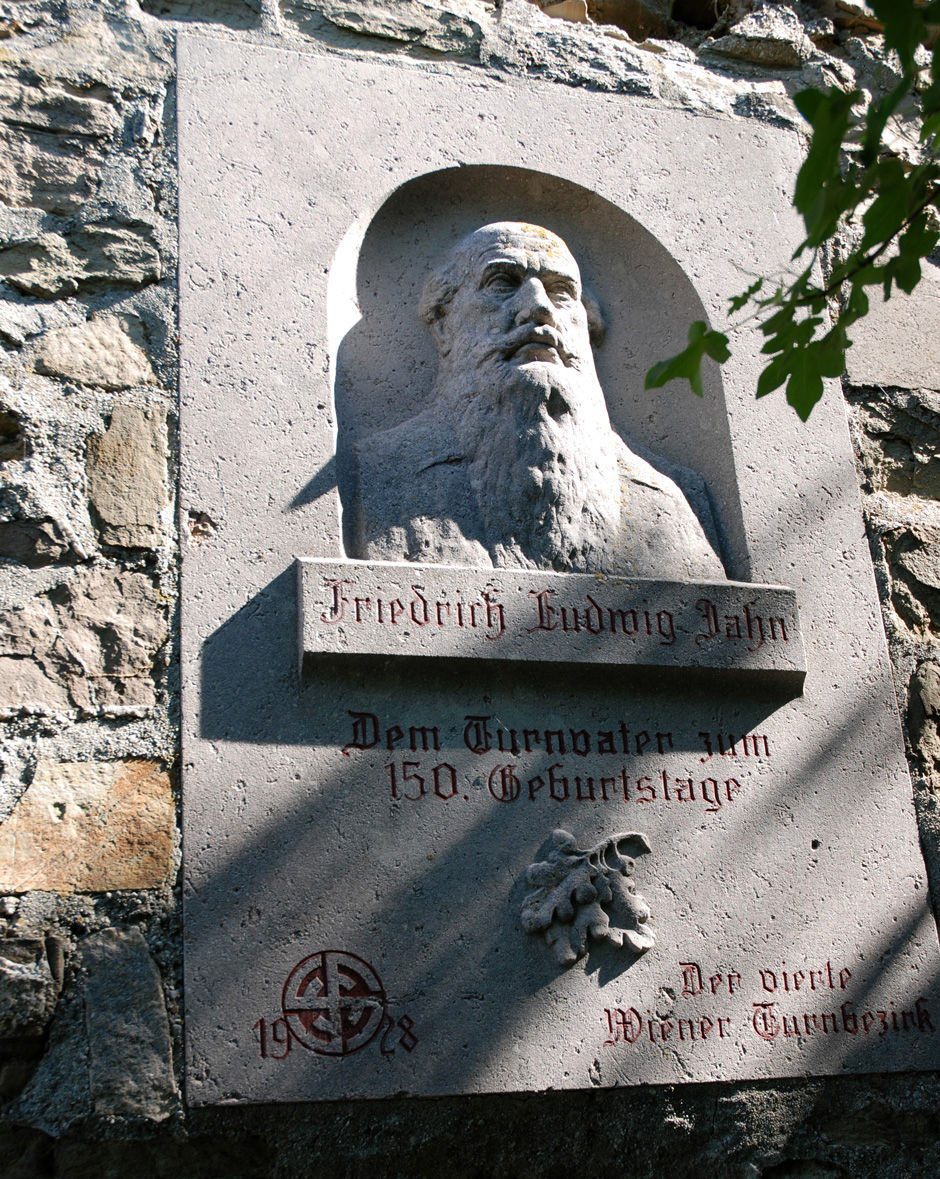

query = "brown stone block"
[0,759,175,893]
[0,656,70,711]
[0,126,104,215]
[36,317,157,390]
[86,403,167,549]
[0,223,163,298]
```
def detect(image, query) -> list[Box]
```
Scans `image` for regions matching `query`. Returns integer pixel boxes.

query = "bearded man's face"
[435,224,598,404]
[434,225,589,377]
[428,223,622,573]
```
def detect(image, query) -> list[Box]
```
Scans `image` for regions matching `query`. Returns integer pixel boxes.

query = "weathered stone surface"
[707,4,814,67]
[883,524,940,635]
[0,567,168,713]
[0,126,104,215]
[0,406,29,461]
[0,759,174,893]
[82,929,176,1120]
[481,0,657,94]
[851,390,940,499]
[8,928,175,1134]
[0,470,88,567]
[0,299,86,348]
[7,14,173,91]
[283,0,490,53]
[35,316,156,389]
[909,660,940,780]
[0,224,163,298]
[585,0,669,39]
[2,979,90,1137]
[0,518,80,567]
[0,938,57,1038]
[0,2,52,39]
[0,79,119,139]
[845,261,940,390]
[86,404,167,548]
[142,0,262,30]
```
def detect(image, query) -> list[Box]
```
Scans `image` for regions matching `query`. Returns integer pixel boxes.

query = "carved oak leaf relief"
[521,829,656,967]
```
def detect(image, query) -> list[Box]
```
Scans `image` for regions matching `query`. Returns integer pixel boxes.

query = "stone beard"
[348,222,727,582]
[449,345,623,573]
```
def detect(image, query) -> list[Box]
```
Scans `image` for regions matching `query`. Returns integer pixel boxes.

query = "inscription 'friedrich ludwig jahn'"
[348,222,727,581]
[320,577,790,652]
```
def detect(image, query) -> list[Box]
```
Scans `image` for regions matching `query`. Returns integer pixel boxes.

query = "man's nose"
[513,277,556,327]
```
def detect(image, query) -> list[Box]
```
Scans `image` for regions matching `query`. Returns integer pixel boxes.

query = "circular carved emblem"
[281,950,387,1056]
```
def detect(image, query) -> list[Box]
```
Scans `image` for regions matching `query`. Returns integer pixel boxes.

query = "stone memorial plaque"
[178,35,940,1104]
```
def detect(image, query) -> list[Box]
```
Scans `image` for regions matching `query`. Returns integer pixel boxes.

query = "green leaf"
[702,331,731,363]
[895,252,922,294]
[648,2,940,423]
[644,321,730,397]
[785,344,828,421]
[761,316,820,356]
[728,278,764,314]
[792,88,856,214]
[899,214,940,264]
[816,326,848,378]
[843,282,870,324]
[859,164,911,251]
[756,353,792,399]
[922,109,940,142]
[793,88,861,247]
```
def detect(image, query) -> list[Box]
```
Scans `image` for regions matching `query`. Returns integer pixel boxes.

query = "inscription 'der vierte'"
[298,559,805,686]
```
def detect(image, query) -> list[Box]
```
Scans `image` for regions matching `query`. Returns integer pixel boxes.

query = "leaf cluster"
[520,828,656,967]
[646,0,940,420]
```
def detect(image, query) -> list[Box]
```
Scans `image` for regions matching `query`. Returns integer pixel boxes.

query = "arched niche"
[330,165,747,579]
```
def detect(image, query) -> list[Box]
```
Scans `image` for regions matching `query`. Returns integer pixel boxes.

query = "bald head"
[420,223,605,364]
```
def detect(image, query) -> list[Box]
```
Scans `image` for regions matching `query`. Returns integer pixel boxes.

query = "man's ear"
[419,272,452,356]
[426,309,451,356]
[582,286,605,348]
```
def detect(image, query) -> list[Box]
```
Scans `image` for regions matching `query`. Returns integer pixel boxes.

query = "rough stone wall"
[2,1,940,1176]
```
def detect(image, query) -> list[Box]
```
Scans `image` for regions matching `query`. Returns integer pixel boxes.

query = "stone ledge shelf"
[297,558,806,690]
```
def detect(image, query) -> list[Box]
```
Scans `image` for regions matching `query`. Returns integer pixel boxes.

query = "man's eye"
[547,284,576,303]
[485,272,519,292]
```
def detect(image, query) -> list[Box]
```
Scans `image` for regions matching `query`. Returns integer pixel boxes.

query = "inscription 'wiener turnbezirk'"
[298,558,804,687]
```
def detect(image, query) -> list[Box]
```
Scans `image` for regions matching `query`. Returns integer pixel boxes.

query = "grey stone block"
[82,929,175,1121]
[0,938,57,1039]
[8,928,175,1134]
[845,261,940,391]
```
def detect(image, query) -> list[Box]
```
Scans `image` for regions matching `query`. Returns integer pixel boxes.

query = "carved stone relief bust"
[349,222,726,582]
